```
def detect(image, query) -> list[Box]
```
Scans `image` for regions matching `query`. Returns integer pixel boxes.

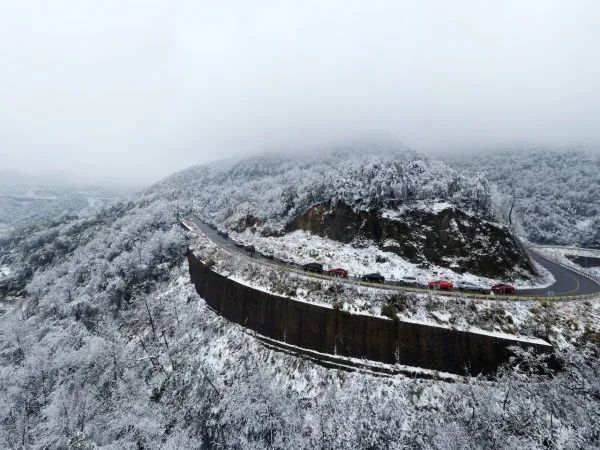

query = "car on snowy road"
[492,283,516,294]
[327,268,348,278]
[399,276,420,287]
[361,273,385,284]
[260,251,274,259]
[303,262,323,273]
[456,281,490,294]
[428,280,454,290]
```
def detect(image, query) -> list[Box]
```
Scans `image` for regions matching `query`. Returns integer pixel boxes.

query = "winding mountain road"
[190,217,600,299]
[518,250,600,297]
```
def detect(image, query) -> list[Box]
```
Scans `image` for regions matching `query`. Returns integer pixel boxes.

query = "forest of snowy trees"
[446,149,600,248]
[1,148,600,447]
[1,194,599,448]
[154,147,500,235]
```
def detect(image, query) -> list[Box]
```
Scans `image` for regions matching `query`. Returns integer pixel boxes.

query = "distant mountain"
[445,149,600,248]
[0,170,133,233]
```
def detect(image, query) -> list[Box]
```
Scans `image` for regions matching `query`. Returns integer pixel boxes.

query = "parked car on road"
[399,276,420,287]
[492,283,516,294]
[456,281,490,294]
[327,268,348,278]
[260,251,274,259]
[233,239,245,248]
[244,244,256,255]
[303,262,323,273]
[280,257,295,266]
[361,273,385,283]
[428,280,454,290]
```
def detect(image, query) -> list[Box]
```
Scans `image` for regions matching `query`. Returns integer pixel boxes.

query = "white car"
[399,276,420,287]
[260,251,274,259]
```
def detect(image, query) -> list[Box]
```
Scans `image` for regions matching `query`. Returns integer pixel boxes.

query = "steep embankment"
[287,201,535,280]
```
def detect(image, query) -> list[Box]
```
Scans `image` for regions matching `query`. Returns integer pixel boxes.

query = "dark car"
[244,244,256,255]
[327,268,348,278]
[361,273,385,284]
[492,283,516,294]
[302,262,323,273]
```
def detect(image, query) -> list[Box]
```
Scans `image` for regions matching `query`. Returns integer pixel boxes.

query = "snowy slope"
[445,149,600,248]
[0,159,599,447]
[151,146,536,278]
[152,146,500,234]
[232,228,553,288]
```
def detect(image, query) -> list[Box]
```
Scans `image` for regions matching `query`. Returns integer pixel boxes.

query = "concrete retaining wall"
[187,251,555,376]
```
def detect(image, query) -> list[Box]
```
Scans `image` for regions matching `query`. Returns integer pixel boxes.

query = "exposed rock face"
[286,201,536,280]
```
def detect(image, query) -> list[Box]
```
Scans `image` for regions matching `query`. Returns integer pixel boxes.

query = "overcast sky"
[1,1,599,186]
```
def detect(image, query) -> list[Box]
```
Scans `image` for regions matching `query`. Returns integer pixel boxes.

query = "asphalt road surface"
[191,217,600,298]
[518,250,600,297]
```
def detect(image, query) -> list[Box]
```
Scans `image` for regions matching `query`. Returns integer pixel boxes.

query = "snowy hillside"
[445,149,600,248]
[153,146,500,233]
[1,162,599,447]
[231,228,553,289]
[152,147,536,279]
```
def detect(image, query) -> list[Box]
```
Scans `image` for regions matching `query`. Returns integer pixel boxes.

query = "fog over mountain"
[2,1,600,184]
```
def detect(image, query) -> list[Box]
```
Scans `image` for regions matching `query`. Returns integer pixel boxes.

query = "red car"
[492,283,516,294]
[428,280,454,290]
[327,268,348,278]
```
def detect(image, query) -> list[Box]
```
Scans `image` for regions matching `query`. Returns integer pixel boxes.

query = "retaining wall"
[187,250,555,376]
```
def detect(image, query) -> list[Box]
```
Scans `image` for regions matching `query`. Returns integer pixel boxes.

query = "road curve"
[518,250,600,297]
[190,217,600,299]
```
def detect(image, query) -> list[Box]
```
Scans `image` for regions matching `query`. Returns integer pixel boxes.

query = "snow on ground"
[0,223,12,238]
[0,265,10,279]
[231,229,553,289]
[381,200,455,219]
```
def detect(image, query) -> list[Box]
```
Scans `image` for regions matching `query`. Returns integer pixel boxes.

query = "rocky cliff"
[286,201,536,280]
